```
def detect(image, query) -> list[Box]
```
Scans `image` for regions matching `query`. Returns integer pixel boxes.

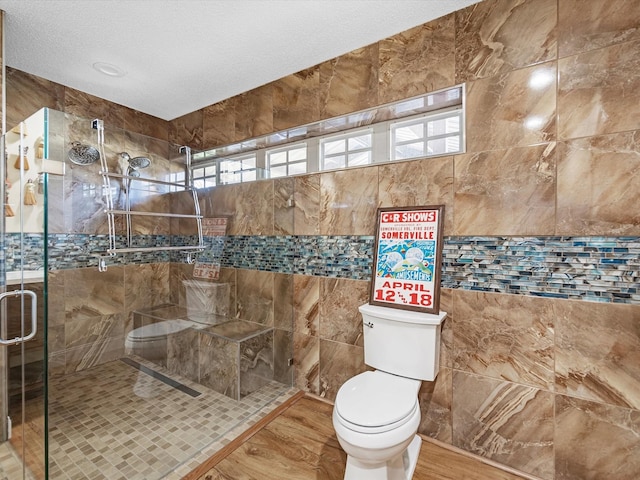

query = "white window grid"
[189,86,464,186]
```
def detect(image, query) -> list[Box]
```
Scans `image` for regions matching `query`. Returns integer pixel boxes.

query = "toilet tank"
[359,303,447,381]
[182,279,230,320]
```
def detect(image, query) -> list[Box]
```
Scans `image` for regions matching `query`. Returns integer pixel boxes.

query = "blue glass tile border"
[5,233,640,305]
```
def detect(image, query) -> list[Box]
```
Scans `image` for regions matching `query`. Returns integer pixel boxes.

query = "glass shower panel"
[0,109,51,479]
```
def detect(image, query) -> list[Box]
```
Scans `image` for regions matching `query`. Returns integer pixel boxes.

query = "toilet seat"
[335,371,421,434]
[126,319,192,343]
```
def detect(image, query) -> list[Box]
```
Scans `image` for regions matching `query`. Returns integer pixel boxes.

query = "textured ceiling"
[0,0,479,121]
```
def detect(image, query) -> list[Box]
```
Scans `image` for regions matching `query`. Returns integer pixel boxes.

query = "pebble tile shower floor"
[46,357,296,480]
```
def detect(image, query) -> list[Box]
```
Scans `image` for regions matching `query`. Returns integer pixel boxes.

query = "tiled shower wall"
[3,0,640,478]
[165,1,639,479]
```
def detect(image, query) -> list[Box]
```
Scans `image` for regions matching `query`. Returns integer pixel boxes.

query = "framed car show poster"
[370,205,445,314]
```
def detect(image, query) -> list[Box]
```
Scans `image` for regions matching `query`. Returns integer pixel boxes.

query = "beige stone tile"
[273,329,293,385]
[65,313,124,349]
[419,366,452,443]
[455,0,557,82]
[319,339,365,402]
[466,62,556,153]
[378,14,455,104]
[318,277,369,346]
[123,108,168,142]
[235,268,274,326]
[452,290,555,389]
[272,67,320,131]
[558,0,640,58]
[234,84,273,140]
[557,131,640,235]
[5,67,64,131]
[319,45,379,119]
[452,371,554,480]
[203,98,236,149]
[378,156,454,234]
[320,166,378,235]
[64,86,126,130]
[558,39,640,140]
[453,143,556,235]
[555,300,640,409]
[294,332,320,395]
[293,274,320,337]
[231,180,274,235]
[64,266,125,319]
[274,177,294,235]
[555,394,640,480]
[168,109,203,150]
[293,174,320,235]
[124,263,171,313]
[273,272,293,331]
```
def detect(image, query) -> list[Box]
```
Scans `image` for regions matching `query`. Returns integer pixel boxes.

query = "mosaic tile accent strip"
[6,234,640,304]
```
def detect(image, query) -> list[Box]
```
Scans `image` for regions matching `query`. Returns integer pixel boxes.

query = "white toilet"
[332,303,447,480]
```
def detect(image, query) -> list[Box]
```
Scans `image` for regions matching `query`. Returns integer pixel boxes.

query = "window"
[391,110,462,161]
[190,85,465,186]
[320,129,373,171]
[219,154,257,185]
[267,143,308,178]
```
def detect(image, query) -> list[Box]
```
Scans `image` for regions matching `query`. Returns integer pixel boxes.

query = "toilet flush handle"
[364,321,374,328]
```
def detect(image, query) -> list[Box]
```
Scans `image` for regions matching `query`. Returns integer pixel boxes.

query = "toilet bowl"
[124,318,193,363]
[333,370,422,480]
[332,304,447,480]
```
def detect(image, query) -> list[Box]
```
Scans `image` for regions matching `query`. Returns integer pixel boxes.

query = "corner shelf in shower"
[95,132,204,271]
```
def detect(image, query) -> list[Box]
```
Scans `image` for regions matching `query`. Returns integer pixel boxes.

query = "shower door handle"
[0,289,38,345]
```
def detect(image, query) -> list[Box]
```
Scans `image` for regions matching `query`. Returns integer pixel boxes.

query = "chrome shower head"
[119,152,151,169]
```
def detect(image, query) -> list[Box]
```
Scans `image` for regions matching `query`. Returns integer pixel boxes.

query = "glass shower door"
[0,113,48,479]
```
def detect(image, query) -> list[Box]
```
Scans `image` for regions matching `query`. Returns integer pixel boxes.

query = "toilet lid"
[335,371,419,429]
[128,320,192,341]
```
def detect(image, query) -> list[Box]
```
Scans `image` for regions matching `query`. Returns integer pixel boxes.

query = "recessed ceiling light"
[92,62,127,77]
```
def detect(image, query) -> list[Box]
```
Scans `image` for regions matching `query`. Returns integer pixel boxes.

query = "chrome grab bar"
[0,289,38,345]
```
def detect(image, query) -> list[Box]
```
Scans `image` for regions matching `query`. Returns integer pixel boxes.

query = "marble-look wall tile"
[293,274,319,337]
[378,15,455,104]
[555,394,640,480]
[418,366,452,443]
[234,84,273,140]
[294,333,319,395]
[65,313,124,350]
[453,143,556,235]
[320,167,378,235]
[64,87,126,129]
[558,0,640,58]
[231,181,274,235]
[123,263,171,322]
[319,339,365,402]
[203,98,236,149]
[167,328,199,383]
[465,62,556,153]
[64,336,124,374]
[378,156,454,234]
[168,109,203,150]
[274,329,293,385]
[273,272,293,331]
[455,0,557,82]
[5,67,65,130]
[235,268,274,326]
[558,39,640,140]
[453,290,555,389]
[452,372,554,479]
[239,330,274,398]
[557,131,640,236]
[64,266,124,320]
[319,278,369,346]
[319,45,379,119]
[293,174,320,236]
[274,177,294,235]
[272,68,320,131]
[199,332,239,400]
[123,108,168,142]
[555,300,640,409]
[438,289,454,369]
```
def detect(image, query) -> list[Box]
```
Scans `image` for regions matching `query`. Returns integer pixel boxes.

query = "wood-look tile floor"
[195,396,528,480]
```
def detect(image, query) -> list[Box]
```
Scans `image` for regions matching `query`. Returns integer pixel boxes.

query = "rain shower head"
[120,152,151,169]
